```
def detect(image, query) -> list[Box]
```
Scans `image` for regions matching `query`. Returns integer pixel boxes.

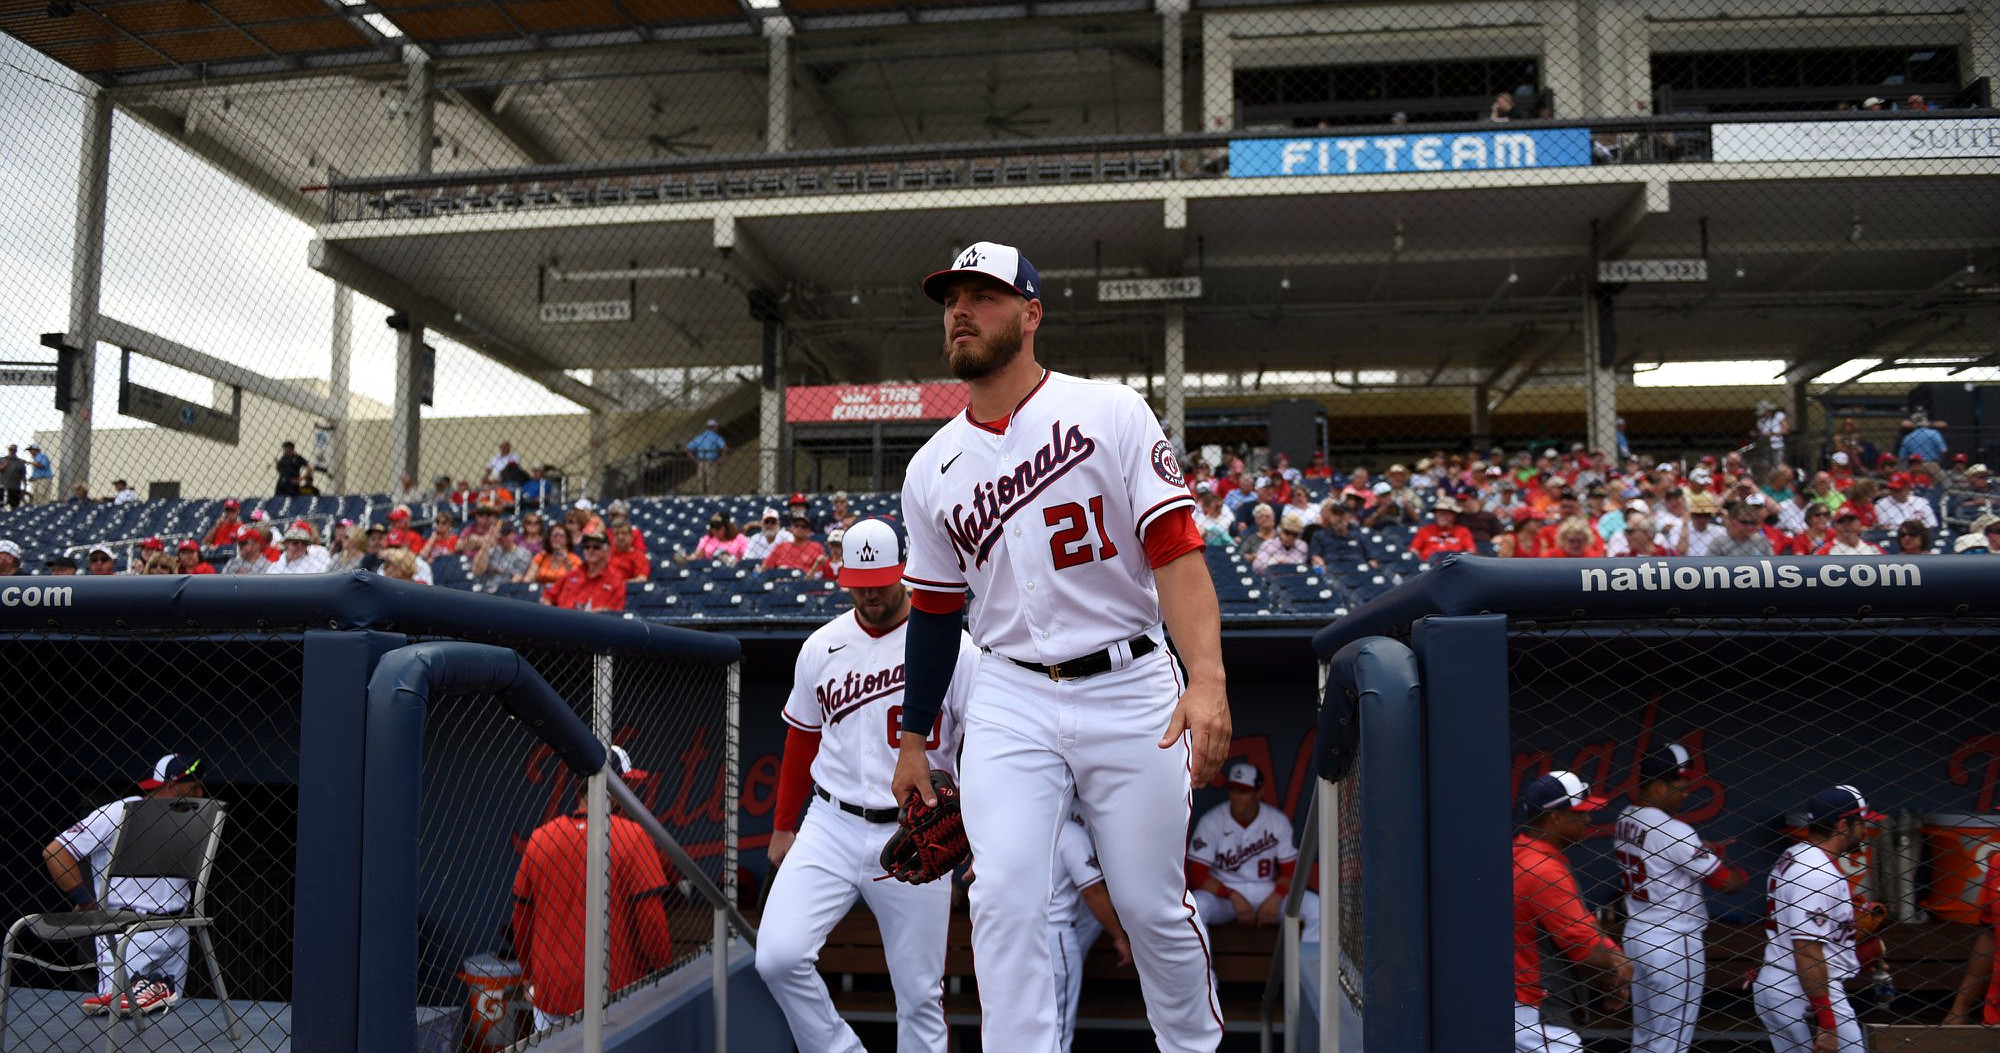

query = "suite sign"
[1229,127,1592,178]
[1712,118,2000,163]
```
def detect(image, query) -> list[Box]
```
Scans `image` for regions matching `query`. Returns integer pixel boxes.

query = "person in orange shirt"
[1515,770,1633,1052]
[543,528,628,612]
[526,525,581,585]
[511,746,673,1031]
[1946,842,2000,1026]
[607,519,651,582]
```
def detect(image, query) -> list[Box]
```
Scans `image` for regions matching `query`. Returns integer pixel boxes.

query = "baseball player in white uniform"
[40,754,205,1015]
[1752,785,1882,1053]
[1188,762,1320,943]
[1615,743,1748,1053]
[891,241,1232,1053]
[1050,811,1131,1052]
[756,516,979,1053]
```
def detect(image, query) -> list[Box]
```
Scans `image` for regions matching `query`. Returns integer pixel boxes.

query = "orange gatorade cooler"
[1920,813,2000,925]
[458,953,525,1051]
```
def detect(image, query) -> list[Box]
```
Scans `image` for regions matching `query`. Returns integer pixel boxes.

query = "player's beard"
[943,312,1025,382]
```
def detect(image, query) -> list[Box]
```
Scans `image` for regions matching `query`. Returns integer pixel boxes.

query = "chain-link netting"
[1510,616,2000,1050]
[0,631,300,1052]
[1,0,1996,645]
[412,644,733,1049]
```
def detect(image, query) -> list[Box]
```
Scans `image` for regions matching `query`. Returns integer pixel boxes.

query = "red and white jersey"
[782,611,979,811]
[1189,801,1297,889]
[1615,805,1722,933]
[1761,842,1859,981]
[900,371,1196,664]
[1049,813,1107,928]
[57,797,192,915]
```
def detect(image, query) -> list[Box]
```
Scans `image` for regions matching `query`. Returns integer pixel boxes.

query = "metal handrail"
[1258,787,1320,1053]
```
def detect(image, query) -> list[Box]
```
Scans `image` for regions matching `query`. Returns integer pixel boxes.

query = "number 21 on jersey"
[1046,495,1118,570]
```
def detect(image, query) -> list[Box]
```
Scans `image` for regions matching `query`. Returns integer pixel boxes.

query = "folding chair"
[0,797,240,1052]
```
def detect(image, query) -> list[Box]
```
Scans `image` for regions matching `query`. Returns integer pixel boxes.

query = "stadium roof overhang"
[310,159,2000,388]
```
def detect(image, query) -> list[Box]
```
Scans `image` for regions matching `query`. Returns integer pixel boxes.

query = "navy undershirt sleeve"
[899,605,961,737]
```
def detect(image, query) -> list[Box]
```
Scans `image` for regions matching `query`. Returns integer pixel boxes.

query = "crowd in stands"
[0,419,1990,618]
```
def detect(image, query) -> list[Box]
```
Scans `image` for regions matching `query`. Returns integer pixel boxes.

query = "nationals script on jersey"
[1615,805,1723,933]
[900,371,1196,663]
[1189,801,1298,888]
[782,611,980,811]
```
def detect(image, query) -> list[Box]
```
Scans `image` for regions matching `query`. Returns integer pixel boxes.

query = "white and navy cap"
[0,540,19,559]
[1804,784,1885,824]
[922,241,1042,304]
[1639,742,1695,782]
[1225,761,1264,791]
[138,753,204,791]
[607,745,650,782]
[1520,770,1610,814]
[837,516,905,588]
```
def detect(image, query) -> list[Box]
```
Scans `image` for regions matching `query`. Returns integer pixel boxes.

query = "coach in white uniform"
[1050,811,1131,1052]
[755,516,978,1053]
[1615,743,1747,1053]
[892,241,1232,1053]
[1188,762,1319,943]
[41,754,205,1015]
[1753,785,1882,1053]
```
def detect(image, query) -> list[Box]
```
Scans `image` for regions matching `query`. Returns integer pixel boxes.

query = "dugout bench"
[751,908,1283,1036]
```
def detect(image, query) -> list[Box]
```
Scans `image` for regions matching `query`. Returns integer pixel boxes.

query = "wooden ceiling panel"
[150,26,265,63]
[1,14,117,47]
[619,0,749,20]
[503,0,626,34]
[209,0,346,20]
[252,19,374,54]
[42,36,161,73]
[371,6,514,40]
[100,1,222,34]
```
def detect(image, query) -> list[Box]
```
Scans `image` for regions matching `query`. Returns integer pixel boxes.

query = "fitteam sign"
[1229,127,1593,178]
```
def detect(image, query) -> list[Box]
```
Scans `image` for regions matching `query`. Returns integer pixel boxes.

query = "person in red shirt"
[1410,497,1477,560]
[204,499,243,548]
[1947,845,2000,1026]
[761,516,828,576]
[383,506,425,552]
[1539,517,1607,559]
[607,519,651,582]
[1303,451,1333,480]
[511,745,673,1031]
[175,539,216,575]
[422,510,460,560]
[543,529,628,612]
[1515,770,1633,1052]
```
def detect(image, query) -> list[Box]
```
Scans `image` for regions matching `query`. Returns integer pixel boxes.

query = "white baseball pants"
[961,649,1223,1053]
[1190,887,1322,944]
[1624,922,1704,1053]
[1751,966,1865,1053]
[1513,1002,1581,1053]
[95,928,188,996]
[754,802,951,1053]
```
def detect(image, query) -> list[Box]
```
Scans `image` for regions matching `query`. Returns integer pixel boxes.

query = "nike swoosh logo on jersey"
[940,452,963,474]
[828,644,847,652]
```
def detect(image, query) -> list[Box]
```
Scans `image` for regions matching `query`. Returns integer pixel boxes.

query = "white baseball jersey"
[1615,806,1722,933]
[1050,814,1107,928]
[58,797,192,914]
[1761,842,1859,980]
[781,610,978,811]
[899,371,1195,663]
[1189,801,1298,892]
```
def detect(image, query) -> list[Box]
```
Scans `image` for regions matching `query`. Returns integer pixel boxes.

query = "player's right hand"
[768,829,796,867]
[1813,1029,1838,1053]
[1111,933,1133,968]
[1255,893,1284,927]
[1231,892,1256,926]
[892,735,936,808]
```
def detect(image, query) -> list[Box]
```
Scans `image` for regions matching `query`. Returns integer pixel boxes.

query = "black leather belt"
[814,785,898,824]
[1006,635,1157,682]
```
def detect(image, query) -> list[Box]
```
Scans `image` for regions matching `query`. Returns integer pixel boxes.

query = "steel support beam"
[59,88,112,495]
[392,45,435,492]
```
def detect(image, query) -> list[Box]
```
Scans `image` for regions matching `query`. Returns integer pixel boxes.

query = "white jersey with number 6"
[781,611,979,811]
[1615,806,1722,933]
[899,370,1196,662]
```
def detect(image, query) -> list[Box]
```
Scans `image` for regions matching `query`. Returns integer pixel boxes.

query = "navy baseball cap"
[1639,742,1695,782]
[138,753,204,791]
[922,241,1042,304]
[1521,771,1610,814]
[1225,761,1264,791]
[1804,784,1885,824]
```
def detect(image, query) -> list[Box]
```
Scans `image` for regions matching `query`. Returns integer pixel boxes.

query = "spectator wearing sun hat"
[266,523,332,575]
[1251,511,1310,573]
[1410,497,1476,560]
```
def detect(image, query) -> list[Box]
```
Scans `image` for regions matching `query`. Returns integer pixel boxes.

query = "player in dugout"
[510,746,672,1032]
[1515,770,1634,1053]
[1946,826,2000,1026]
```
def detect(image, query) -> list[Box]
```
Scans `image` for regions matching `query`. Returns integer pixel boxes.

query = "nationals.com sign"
[787,381,970,424]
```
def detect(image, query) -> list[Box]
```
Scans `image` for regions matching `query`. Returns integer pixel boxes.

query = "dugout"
[0,575,781,1053]
[1313,554,2000,1053]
